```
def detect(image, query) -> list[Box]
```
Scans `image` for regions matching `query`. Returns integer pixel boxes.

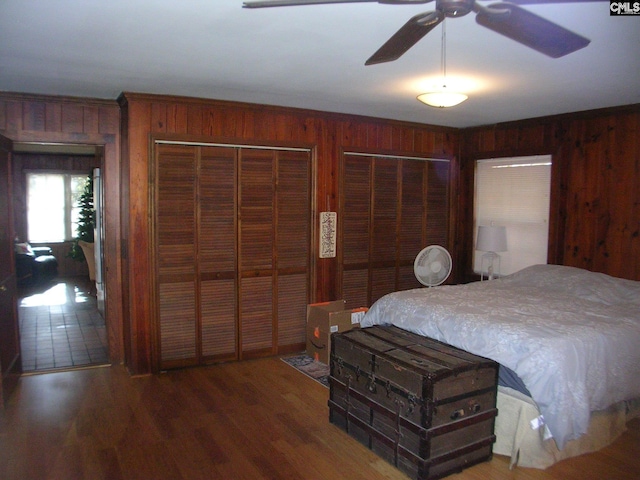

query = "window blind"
[473,155,551,276]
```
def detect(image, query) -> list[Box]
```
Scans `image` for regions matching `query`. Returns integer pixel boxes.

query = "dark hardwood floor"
[17,276,108,372]
[0,357,638,480]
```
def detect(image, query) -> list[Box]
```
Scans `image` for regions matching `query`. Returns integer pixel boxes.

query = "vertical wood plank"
[241,109,255,138]
[366,123,380,149]
[4,100,23,132]
[517,124,545,149]
[338,119,367,148]
[202,107,219,137]
[415,130,435,153]
[45,102,62,132]
[83,105,100,134]
[166,103,188,134]
[399,127,415,152]
[99,105,118,135]
[221,107,243,138]
[254,110,276,140]
[61,104,84,133]
[187,104,203,135]
[22,101,46,131]
[151,102,167,133]
[0,100,6,130]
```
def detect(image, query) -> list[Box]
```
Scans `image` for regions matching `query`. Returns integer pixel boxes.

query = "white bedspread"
[360,264,640,450]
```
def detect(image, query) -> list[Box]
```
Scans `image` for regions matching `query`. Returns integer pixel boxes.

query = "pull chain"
[441,19,447,88]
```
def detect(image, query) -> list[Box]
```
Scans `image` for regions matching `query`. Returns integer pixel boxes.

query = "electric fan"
[413,245,452,287]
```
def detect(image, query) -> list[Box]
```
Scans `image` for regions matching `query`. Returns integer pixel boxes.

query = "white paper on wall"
[319,212,337,258]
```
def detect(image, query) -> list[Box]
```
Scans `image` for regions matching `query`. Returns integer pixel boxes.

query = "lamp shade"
[476,225,507,252]
[417,91,467,108]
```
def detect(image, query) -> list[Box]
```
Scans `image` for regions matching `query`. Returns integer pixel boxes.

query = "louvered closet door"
[371,159,399,304]
[341,156,371,309]
[199,146,237,362]
[155,144,198,368]
[238,149,311,358]
[425,161,450,246]
[238,150,275,357]
[155,143,312,368]
[276,151,311,352]
[340,154,450,309]
[398,160,429,291]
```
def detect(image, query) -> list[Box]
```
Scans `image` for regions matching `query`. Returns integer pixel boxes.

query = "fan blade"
[416,265,430,277]
[244,0,376,7]
[427,247,439,262]
[475,3,590,58]
[243,0,433,7]
[365,11,443,65]
[502,0,604,4]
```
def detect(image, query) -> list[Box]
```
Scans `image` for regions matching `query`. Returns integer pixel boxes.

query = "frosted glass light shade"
[417,91,468,108]
[476,225,508,252]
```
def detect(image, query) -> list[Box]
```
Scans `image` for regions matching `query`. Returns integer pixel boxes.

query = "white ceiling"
[1,0,639,128]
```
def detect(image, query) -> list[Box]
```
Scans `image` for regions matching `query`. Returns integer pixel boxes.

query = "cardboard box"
[306,300,368,364]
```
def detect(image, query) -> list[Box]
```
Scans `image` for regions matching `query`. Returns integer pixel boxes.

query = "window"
[27,172,90,243]
[473,155,551,277]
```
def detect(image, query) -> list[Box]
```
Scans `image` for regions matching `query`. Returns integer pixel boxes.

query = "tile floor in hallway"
[18,277,109,372]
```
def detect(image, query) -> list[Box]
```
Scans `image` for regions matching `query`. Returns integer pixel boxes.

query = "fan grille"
[414,245,452,287]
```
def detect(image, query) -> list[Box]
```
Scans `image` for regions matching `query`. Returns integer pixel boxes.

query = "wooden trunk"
[328,325,498,480]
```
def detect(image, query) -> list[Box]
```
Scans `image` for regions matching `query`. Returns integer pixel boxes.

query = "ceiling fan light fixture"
[417,18,467,108]
[417,90,467,108]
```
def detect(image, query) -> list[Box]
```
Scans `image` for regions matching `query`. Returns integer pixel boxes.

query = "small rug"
[281,354,330,388]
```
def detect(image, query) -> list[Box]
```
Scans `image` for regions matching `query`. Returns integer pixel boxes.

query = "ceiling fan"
[242,0,592,65]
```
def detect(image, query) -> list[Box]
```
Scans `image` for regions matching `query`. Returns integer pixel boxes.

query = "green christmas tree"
[68,175,95,261]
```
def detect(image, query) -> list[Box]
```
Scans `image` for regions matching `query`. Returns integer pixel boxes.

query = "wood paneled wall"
[4,91,636,377]
[458,105,640,283]
[0,93,123,364]
[119,92,459,374]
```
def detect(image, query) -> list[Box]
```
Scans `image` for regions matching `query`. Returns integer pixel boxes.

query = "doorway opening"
[12,142,109,373]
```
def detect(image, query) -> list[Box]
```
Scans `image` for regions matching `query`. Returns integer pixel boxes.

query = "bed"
[360,264,640,468]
